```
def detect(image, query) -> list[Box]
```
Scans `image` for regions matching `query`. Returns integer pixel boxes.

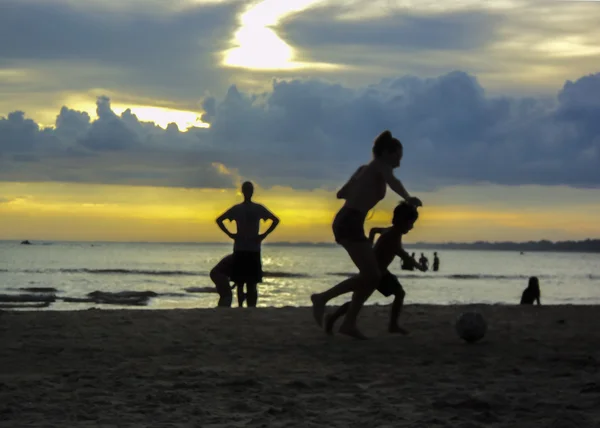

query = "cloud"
[0,97,236,188]
[1,71,599,190]
[0,0,243,102]
[206,71,600,189]
[276,1,600,93]
[0,0,239,64]
[280,7,503,52]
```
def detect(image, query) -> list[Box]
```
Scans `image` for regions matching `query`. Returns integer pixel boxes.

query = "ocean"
[1,241,599,310]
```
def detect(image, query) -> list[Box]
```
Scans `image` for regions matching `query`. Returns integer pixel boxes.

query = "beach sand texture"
[1,305,599,427]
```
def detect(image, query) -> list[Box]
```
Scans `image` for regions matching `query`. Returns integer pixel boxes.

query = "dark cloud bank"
[1,71,599,190]
[0,0,242,101]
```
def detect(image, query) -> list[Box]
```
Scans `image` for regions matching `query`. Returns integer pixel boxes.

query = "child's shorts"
[377,271,404,297]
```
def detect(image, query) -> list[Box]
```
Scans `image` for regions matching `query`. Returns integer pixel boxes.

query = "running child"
[325,202,425,335]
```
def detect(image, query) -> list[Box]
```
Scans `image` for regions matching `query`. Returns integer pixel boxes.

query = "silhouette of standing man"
[215,181,279,307]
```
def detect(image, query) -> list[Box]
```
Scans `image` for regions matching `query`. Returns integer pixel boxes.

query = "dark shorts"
[332,206,368,244]
[231,251,263,284]
[377,271,404,297]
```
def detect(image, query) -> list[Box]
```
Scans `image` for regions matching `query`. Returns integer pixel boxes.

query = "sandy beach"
[1,304,599,427]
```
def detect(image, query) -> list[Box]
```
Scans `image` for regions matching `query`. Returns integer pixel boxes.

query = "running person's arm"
[377,162,422,207]
[396,247,425,271]
[216,207,237,240]
[259,206,280,241]
[337,166,366,199]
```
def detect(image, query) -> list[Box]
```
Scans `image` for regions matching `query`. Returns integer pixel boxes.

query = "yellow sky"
[1,181,599,243]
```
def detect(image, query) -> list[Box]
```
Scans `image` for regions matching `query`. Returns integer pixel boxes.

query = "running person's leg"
[324,301,351,335]
[311,274,358,321]
[311,207,381,337]
[312,240,381,339]
[389,286,407,334]
[377,272,408,334]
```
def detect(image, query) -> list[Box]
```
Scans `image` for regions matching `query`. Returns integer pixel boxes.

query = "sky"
[1,0,599,243]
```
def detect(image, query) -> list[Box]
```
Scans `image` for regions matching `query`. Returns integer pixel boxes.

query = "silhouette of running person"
[520,276,541,305]
[433,252,440,272]
[311,130,422,339]
[213,181,279,307]
[325,202,425,335]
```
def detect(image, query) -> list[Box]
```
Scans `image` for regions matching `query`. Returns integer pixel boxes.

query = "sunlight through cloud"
[55,95,209,130]
[223,0,339,70]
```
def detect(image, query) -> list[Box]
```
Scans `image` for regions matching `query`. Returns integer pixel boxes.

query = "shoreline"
[3,302,600,313]
[2,305,599,426]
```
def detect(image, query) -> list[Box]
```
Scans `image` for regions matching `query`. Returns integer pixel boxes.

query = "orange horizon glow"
[1,181,600,244]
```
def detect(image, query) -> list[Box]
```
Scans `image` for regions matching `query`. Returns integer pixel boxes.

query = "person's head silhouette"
[372,130,403,168]
[241,181,254,202]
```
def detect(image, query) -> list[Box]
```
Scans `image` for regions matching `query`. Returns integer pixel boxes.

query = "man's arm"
[377,162,422,207]
[259,207,280,240]
[215,208,236,240]
[368,227,388,244]
[536,296,541,306]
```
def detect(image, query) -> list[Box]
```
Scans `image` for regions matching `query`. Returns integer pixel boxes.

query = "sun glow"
[223,0,339,71]
[2,182,600,243]
[110,104,209,130]
[51,94,209,131]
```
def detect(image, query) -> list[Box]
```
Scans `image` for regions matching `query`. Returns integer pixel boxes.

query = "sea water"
[1,241,599,310]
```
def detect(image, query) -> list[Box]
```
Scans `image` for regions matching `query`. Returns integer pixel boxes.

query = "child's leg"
[324,302,351,335]
[389,286,408,334]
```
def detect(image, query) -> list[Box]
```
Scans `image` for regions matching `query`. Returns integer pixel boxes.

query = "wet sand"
[1,305,599,427]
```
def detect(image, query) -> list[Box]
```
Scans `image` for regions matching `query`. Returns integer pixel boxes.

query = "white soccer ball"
[455,311,487,343]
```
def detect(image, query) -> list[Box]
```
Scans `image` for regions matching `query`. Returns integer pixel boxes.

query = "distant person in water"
[311,130,422,340]
[212,181,279,307]
[520,276,541,305]
[433,252,440,272]
[419,253,429,271]
[325,202,425,335]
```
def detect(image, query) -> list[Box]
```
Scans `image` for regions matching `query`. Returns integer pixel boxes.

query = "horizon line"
[3,238,599,245]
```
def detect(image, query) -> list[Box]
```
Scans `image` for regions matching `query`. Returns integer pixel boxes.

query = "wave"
[263,271,311,278]
[9,268,204,276]
[2,268,597,282]
[63,268,202,276]
[4,268,311,278]
[184,287,217,294]
[327,272,560,280]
